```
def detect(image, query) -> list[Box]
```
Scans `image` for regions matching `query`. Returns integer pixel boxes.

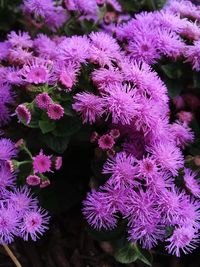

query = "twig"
[3,244,22,267]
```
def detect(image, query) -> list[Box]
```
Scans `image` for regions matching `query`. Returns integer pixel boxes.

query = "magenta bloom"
[15,104,31,125]
[98,134,115,150]
[83,190,117,230]
[109,129,120,139]
[184,168,200,198]
[0,204,20,244]
[177,111,193,124]
[184,41,200,71]
[47,103,64,120]
[73,92,104,124]
[20,208,50,241]
[166,226,199,257]
[21,58,52,84]
[0,42,9,61]
[104,84,139,125]
[33,150,52,174]
[26,175,41,186]
[0,138,17,161]
[55,156,62,170]
[40,179,50,188]
[35,93,52,109]
[102,152,137,189]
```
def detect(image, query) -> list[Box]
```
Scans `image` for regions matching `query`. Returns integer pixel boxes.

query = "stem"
[3,244,22,267]
[23,146,32,159]
[18,160,32,166]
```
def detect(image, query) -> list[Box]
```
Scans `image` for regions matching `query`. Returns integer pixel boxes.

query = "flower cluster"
[0,138,50,244]
[113,0,200,70]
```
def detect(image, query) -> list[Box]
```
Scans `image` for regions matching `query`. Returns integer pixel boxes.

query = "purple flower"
[185,41,200,71]
[127,31,161,64]
[0,138,17,161]
[89,32,121,66]
[170,121,194,148]
[26,175,41,186]
[136,156,160,178]
[33,150,52,174]
[59,36,90,65]
[184,168,200,198]
[22,0,54,18]
[98,134,115,150]
[20,208,50,241]
[103,84,139,125]
[166,226,199,257]
[21,58,52,84]
[147,142,184,176]
[47,103,64,120]
[0,204,20,244]
[128,220,165,249]
[9,186,38,213]
[102,152,137,189]
[7,31,33,49]
[92,68,123,92]
[83,190,117,230]
[0,42,10,61]
[0,163,16,189]
[35,93,52,109]
[15,104,31,125]
[73,92,104,124]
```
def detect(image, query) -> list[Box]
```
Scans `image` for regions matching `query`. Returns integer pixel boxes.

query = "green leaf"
[161,64,182,80]
[114,240,153,266]
[53,116,81,137]
[114,241,138,264]
[41,134,70,154]
[164,78,183,99]
[39,120,56,134]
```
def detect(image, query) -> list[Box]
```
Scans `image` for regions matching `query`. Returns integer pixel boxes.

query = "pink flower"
[109,129,120,139]
[33,150,52,174]
[73,92,104,124]
[177,111,193,124]
[26,175,41,186]
[15,104,31,125]
[98,134,115,150]
[55,156,62,170]
[47,103,64,120]
[35,93,52,109]
[40,179,51,188]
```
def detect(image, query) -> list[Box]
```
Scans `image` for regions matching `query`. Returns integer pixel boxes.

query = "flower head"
[98,134,115,150]
[73,92,104,124]
[33,150,52,174]
[184,168,200,198]
[21,58,52,84]
[166,226,199,257]
[20,208,50,241]
[47,103,64,120]
[15,104,31,125]
[26,175,41,186]
[102,152,137,189]
[35,93,52,109]
[7,31,33,49]
[0,138,17,161]
[83,190,117,230]
[0,163,16,189]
